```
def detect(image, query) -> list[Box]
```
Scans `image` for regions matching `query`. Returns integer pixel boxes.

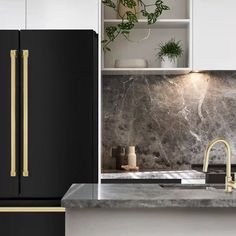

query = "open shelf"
[102,0,192,75]
[104,19,190,29]
[104,0,191,20]
[102,67,191,75]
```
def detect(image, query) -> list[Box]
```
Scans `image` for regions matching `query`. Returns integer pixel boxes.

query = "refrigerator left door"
[0,31,20,198]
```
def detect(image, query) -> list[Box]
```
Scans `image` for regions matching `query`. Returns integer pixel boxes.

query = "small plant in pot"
[157,38,183,68]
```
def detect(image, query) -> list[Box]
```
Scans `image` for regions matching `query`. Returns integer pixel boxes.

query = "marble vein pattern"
[102,72,236,170]
[101,170,205,179]
[62,184,236,208]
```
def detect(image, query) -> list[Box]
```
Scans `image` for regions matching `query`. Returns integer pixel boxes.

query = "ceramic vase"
[161,56,178,68]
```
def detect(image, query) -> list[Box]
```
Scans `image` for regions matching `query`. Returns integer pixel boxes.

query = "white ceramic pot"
[161,56,178,68]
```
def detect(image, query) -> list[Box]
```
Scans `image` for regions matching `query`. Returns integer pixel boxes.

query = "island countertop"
[61,184,236,208]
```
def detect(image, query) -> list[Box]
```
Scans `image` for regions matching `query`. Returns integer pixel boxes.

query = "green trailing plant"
[102,0,170,52]
[157,38,183,61]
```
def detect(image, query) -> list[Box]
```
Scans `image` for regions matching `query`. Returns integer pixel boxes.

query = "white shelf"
[102,68,191,75]
[104,19,190,29]
[102,0,193,75]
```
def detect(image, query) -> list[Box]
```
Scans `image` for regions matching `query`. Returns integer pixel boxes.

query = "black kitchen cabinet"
[0,212,65,236]
[0,30,98,199]
[0,30,98,236]
[20,30,98,198]
[0,30,20,198]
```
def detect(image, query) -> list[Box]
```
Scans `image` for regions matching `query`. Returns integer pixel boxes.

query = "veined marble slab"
[62,183,236,208]
[102,72,236,170]
[101,170,205,179]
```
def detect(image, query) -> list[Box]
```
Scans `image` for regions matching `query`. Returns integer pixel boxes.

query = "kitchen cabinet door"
[27,0,99,33]
[0,212,64,236]
[0,31,20,198]
[0,0,25,29]
[20,30,98,198]
[193,0,236,70]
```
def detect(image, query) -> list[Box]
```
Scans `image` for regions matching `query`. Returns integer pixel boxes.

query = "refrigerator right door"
[20,30,98,198]
[0,31,20,198]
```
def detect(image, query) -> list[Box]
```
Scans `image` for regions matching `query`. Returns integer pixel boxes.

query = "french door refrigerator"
[0,30,98,236]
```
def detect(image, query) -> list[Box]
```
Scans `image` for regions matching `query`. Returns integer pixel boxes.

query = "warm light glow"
[189,72,204,82]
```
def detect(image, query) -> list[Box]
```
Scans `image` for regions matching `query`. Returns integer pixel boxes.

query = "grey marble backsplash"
[102,72,236,170]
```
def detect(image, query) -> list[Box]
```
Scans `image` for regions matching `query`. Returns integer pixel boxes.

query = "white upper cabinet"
[0,0,25,29]
[193,0,236,70]
[27,0,99,33]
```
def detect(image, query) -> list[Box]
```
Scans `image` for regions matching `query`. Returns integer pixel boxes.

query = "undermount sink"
[160,184,225,190]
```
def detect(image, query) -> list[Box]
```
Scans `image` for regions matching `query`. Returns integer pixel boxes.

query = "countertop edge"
[61,199,236,209]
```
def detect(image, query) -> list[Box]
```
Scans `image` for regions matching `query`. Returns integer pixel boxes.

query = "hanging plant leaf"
[102,0,116,9]
[105,26,118,41]
[102,0,170,52]
[120,0,137,8]
[126,11,138,23]
[118,22,134,30]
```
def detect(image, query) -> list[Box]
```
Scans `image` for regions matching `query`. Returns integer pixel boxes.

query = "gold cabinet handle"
[10,50,17,177]
[23,50,29,177]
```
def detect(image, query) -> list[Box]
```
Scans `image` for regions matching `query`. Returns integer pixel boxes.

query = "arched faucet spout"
[203,138,235,193]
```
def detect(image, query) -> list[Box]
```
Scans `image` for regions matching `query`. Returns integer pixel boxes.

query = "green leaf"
[102,0,116,9]
[118,21,134,30]
[101,39,108,43]
[105,46,111,51]
[120,0,136,8]
[121,30,130,35]
[103,45,111,53]
[162,5,170,10]
[141,0,170,25]
[141,9,148,17]
[126,11,138,23]
[105,26,118,41]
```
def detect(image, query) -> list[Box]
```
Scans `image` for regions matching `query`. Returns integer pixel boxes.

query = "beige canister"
[127,146,137,167]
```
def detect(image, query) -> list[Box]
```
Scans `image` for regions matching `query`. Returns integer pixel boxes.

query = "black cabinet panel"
[20,30,98,198]
[0,31,19,198]
[0,212,64,236]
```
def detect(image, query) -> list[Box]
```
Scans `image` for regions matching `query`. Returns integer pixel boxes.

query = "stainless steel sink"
[160,184,225,190]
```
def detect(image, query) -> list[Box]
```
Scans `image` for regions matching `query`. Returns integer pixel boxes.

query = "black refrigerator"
[0,30,98,236]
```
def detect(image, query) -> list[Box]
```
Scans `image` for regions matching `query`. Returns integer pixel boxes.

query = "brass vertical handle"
[10,50,17,177]
[23,50,29,177]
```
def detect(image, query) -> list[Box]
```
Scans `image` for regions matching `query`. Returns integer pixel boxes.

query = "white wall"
[0,0,99,32]
[193,0,236,70]
[0,0,25,29]
[27,0,99,32]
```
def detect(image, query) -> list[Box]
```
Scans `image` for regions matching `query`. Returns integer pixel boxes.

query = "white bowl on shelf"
[114,59,148,68]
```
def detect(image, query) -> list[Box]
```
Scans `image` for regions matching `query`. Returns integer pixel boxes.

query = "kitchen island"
[62,184,236,236]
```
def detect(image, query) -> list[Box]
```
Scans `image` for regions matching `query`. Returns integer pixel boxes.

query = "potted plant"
[102,0,170,52]
[157,38,183,68]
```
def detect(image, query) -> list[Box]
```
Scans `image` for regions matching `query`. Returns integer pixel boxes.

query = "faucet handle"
[233,173,236,188]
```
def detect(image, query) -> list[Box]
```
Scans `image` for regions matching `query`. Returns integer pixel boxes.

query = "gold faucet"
[203,138,236,193]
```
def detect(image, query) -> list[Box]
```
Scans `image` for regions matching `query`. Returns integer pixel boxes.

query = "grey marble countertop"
[101,170,205,180]
[61,183,236,209]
